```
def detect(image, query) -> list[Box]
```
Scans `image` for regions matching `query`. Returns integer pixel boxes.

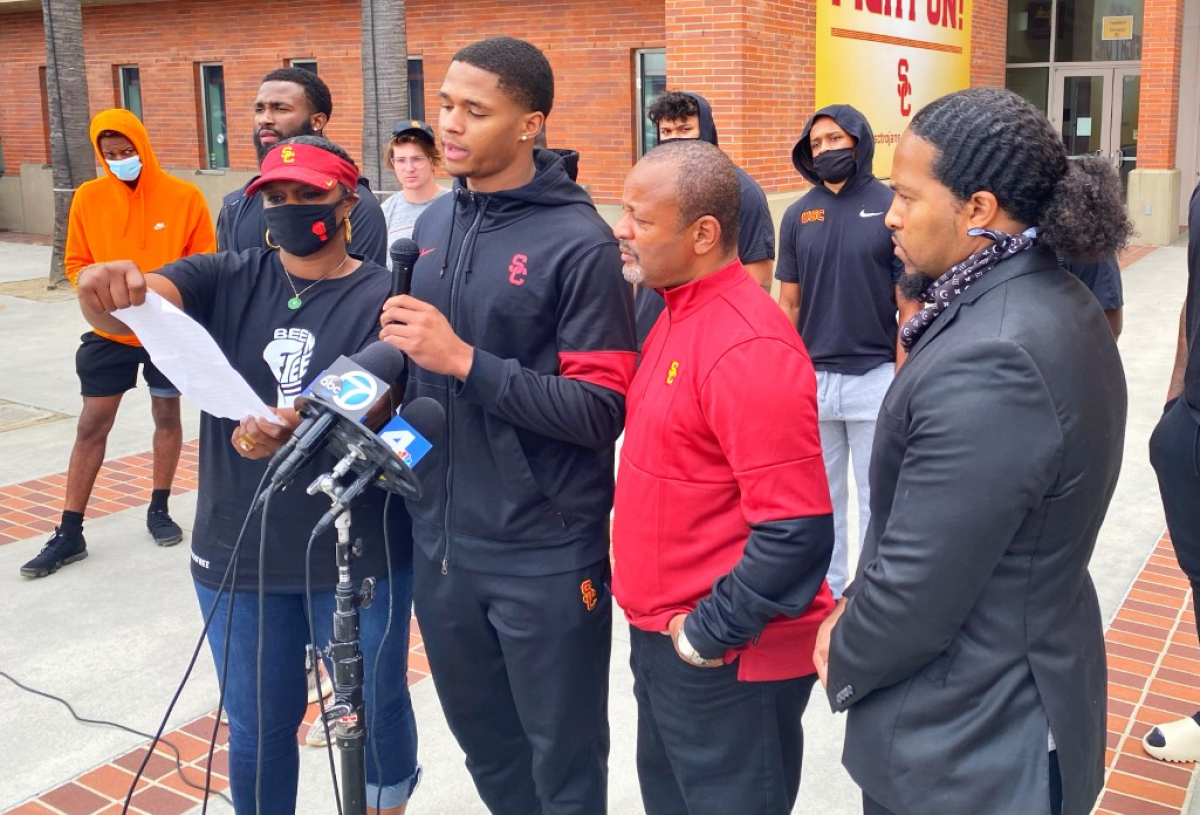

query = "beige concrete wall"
[1128,168,1183,246]
[165,169,255,228]
[1,165,251,236]
[19,164,54,235]
[0,175,26,233]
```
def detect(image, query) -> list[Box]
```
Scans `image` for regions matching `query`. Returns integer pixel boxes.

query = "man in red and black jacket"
[380,38,636,815]
[612,139,834,815]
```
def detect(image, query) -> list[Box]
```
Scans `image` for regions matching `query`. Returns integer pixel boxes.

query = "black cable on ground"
[0,669,232,806]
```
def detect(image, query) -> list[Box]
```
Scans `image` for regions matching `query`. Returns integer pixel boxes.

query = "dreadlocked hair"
[910,88,1131,260]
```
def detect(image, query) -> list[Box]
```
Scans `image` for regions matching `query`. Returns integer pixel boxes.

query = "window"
[635,49,666,158]
[407,57,425,122]
[1006,67,1050,113]
[290,59,318,75]
[199,63,229,169]
[118,65,143,120]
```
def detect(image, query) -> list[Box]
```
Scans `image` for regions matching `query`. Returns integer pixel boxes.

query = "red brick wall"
[664,0,816,193]
[1139,0,1185,170]
[971,0,1008,88]
[0,0,368,174]
[405,0,665,202]
[0,11,50,168]
[0,0,663,203]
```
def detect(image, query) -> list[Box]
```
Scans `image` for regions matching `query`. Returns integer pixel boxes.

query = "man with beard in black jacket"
[379,37,637,815]
[634,90,777,347]
[777,104,921,602]
[215,67,387,265]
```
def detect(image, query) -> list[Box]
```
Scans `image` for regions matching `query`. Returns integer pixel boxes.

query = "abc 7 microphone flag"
[303,357,431,468]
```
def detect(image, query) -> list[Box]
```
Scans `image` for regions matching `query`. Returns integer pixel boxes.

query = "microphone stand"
[309,454,375,815]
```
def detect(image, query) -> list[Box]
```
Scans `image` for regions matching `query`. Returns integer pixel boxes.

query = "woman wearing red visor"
[72,136,419,814]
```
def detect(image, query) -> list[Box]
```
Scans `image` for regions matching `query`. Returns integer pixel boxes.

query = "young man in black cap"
[380,120,449,257]
[216,67,388,265]
[379,36,636,815]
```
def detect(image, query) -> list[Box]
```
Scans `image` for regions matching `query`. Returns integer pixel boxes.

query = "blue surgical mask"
[107,155,142,182]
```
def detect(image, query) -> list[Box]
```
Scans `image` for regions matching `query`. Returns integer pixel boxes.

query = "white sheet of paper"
[115,292,283,425]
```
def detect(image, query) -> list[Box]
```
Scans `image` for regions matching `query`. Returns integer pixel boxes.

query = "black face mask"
[813,148,856,185]
[264,202,342,257]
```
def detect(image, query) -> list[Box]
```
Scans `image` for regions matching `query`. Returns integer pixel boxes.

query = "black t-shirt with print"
[775,179,904,375]
[157,248,410,593]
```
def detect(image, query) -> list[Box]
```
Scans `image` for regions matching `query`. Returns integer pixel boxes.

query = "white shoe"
[1143,715,1200,762]
[305,713,334,747]
[306,663,333,704]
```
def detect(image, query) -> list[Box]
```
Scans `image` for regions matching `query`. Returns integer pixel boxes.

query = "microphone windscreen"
[390,238,420,268]
[401,397,446,447]
[349,341,407,385]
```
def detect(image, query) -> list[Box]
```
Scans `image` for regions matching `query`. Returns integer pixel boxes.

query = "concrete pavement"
[0,236,1194,815]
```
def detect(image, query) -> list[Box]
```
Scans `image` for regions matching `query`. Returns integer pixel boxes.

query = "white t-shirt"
[381,187,449,268]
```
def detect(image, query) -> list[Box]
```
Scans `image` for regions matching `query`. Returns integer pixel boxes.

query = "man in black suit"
[814,88,1131,815]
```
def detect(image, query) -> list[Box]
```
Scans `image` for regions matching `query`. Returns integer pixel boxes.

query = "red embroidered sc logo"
[580,579,598,611]
[509,253,529,286]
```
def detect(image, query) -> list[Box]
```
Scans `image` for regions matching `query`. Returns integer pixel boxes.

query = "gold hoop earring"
[344,219,352,244]
[265,229,281,250]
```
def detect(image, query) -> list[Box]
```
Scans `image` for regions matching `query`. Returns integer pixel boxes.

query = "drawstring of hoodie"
[459,197,488,281]
[438,187,488,282]
[1192,417,1200,478]
[439,188,463,278]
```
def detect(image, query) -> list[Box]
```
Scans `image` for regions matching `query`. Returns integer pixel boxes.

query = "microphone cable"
[0,669,232,806]
[116,466,270,814]
[254,488,272,815]
[305,524,346,815]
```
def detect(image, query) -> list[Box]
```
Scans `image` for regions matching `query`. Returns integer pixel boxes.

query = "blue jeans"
[194,570,419,813]
[816,362,894,598]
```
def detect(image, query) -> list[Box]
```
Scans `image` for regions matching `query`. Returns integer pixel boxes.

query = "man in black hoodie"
[379,37,637,815]
[777,105,921,602]
[633,90,776,346]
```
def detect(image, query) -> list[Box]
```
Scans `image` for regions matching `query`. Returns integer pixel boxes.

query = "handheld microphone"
[390,238,420,299]
[309,396,445,536]
[261,342,406,504]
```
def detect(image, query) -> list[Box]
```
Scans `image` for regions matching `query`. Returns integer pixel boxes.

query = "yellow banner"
[816,0,973,178]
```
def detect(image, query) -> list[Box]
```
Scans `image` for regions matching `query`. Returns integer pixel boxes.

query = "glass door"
[1050,67,1140,189]
[1113,67,1140,188]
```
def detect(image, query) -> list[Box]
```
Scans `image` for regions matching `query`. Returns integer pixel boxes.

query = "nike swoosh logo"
[154,223,166,230]
[859,210,883,218]
[419,247,435,257]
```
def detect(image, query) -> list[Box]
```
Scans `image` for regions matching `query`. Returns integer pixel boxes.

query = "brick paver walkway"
[0,444,430,815]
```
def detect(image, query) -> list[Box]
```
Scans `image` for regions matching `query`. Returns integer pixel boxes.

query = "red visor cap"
[245,142,359,198]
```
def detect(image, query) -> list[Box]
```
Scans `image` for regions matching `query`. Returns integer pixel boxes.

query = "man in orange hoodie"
[21,109,216,578]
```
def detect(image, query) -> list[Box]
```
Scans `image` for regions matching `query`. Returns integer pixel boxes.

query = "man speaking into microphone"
[74,136,421,814]
[379,37,636,815]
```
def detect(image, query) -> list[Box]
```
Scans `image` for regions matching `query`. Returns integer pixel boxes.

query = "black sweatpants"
[1150,398,1200,652]
[413,549,611,815]
[628,625,817,815]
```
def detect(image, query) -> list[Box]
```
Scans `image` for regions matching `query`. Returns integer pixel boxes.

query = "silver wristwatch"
[676,625,722,667]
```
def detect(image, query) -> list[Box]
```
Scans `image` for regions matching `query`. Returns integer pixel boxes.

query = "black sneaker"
[147,509,184,547]
[20,527,88,578]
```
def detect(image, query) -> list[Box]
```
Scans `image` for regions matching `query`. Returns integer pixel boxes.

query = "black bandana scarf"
[899,227,1039,352]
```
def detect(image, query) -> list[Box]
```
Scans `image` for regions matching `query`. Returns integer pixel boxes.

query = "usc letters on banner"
[817,0,973,177]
